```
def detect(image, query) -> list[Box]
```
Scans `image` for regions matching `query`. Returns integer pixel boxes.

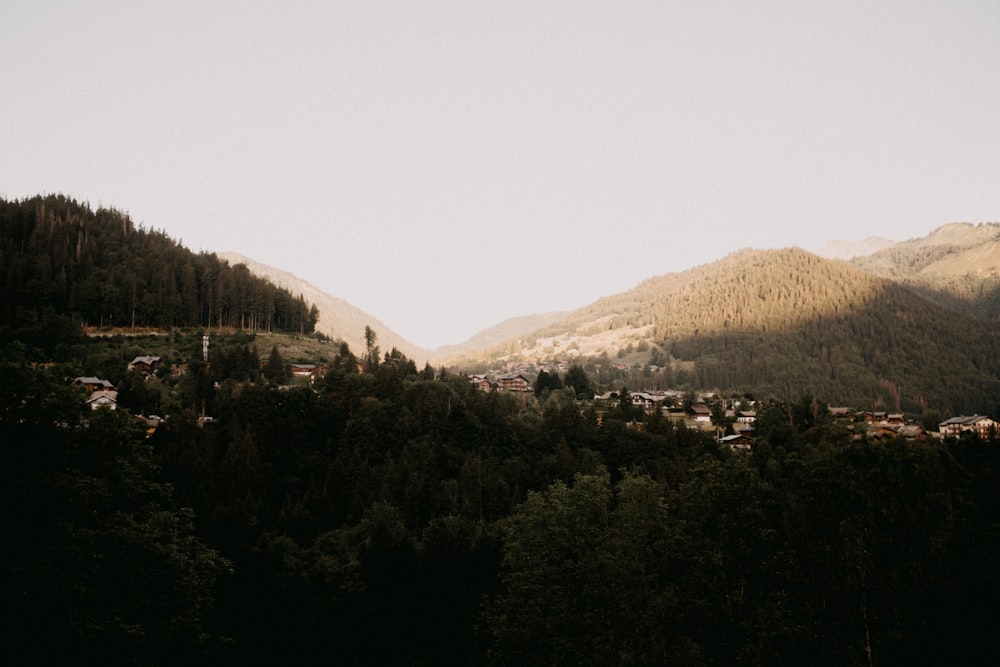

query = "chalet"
[863,411,888,424]
[290,363,328,378]
[688,403,712,423]
[128,356,161,376]
[718,433,754,450]
[74,376,115,392]
[86,390,118,410]
[736,410,756,425]
[939,415,998,440]
[497,373,531,392]
[887,413,905,425]
[468,374,493,392]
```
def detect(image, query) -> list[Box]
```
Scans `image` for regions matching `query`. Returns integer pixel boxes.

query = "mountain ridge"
[173,221,1000,362]
[4,195,997,412]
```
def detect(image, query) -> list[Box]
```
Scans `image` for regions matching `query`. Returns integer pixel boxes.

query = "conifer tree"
[263,345,287,384]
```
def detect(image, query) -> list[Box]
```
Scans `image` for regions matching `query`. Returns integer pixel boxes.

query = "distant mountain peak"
[814,236,896,260]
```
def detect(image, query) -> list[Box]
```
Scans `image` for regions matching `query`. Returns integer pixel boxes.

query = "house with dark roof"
[128,356,161,376]
[497,373,531,392]
[74,376,115,392]
[718,433,754,450]
[468,374,494,392]
[290,363,328,378]
[688,403,712,423]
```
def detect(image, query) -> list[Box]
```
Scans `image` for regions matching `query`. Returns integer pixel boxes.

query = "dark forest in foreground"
[4,337,999,666]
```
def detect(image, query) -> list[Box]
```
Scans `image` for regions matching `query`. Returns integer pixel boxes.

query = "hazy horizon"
[3,2,998,348]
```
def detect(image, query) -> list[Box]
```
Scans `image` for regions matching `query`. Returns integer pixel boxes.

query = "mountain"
[446,247,1000,414]
[217,252,429,364]
[849,222,1000,319]
[814,236,896,260]
[5,193,997,412]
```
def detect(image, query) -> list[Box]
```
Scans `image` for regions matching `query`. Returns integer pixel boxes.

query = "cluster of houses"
[72,356,998,447]
[463,373,998,446]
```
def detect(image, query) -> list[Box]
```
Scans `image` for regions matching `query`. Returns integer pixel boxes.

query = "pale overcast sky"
[2,1,999,349]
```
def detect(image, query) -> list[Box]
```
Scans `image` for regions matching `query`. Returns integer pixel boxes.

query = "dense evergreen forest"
[0,195,317,347]
[4,335,999,665]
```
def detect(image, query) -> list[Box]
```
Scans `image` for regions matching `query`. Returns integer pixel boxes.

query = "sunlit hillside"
[448,247,1000,414]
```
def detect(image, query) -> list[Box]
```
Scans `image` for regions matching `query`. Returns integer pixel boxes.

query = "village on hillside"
[461,366,997,446]
[68,347,998,449]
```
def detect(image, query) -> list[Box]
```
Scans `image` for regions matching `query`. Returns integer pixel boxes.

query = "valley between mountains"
[226,222,1000,415]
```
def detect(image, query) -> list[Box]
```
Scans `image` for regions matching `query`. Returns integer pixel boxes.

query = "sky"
[2,1,999,349]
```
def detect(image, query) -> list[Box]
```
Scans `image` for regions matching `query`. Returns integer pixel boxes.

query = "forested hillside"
[0,195,317,346]
[2,193,999,663]
[4,340,999,665]
[459,248,1000,414]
